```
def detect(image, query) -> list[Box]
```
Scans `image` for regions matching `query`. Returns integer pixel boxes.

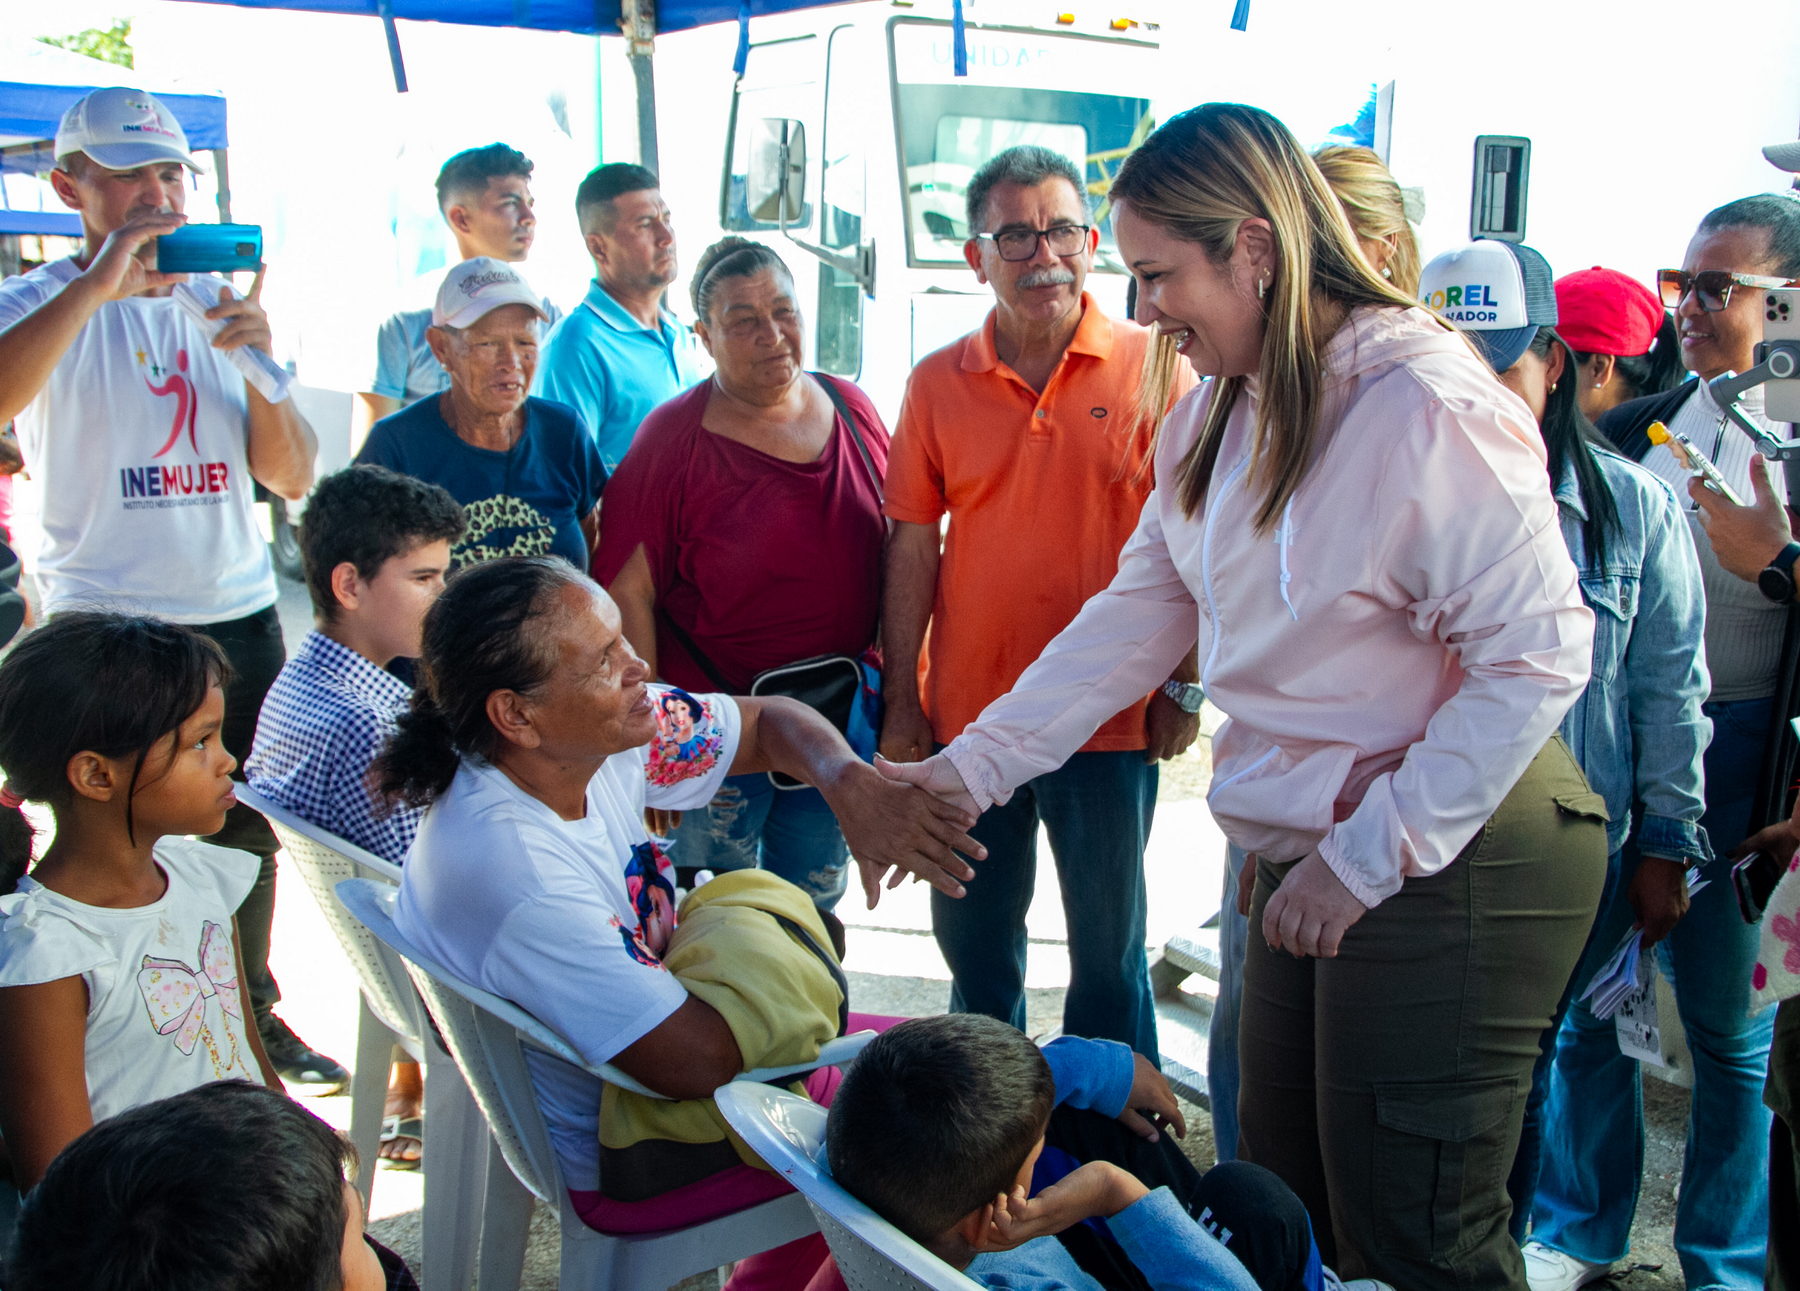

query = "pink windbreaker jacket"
[943,305,1594,908]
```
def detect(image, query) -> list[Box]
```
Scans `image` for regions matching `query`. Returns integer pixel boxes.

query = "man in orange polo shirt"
[879,145,1198,1060]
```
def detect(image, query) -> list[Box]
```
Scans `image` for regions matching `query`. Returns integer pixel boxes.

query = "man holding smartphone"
[0,87,339,1091]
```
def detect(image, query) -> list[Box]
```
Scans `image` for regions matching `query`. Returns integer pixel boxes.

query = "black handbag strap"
[813,372,883,502]
[659,375,879,688]
[657,608,734,693]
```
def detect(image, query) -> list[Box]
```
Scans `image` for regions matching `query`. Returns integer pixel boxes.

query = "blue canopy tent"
[172,0,835,36]
[167,0,1251,170]
[172,0,870,171]
[0,39,229,237]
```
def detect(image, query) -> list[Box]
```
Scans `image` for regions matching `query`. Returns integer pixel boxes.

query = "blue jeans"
[666,772,849,909]
[1531,696,1775,1289]
[929,749,1159,1059]
[1210,842,1251,1162]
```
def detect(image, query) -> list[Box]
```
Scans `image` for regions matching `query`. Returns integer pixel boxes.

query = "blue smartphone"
[156,223,263,274]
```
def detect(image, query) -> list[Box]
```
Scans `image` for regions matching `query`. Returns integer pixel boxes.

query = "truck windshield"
[889,19,1154,273]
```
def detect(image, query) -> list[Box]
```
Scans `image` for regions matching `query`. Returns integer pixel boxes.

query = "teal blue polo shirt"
[536,279,706,471]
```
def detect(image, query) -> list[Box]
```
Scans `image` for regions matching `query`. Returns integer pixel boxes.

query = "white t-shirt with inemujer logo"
[0,258,276,623]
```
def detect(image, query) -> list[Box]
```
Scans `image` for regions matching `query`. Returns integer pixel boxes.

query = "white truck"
[648,0,1160,417]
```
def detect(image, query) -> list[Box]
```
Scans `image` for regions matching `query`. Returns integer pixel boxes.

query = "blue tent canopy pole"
[623,0,658,172]
[376,0,410,91]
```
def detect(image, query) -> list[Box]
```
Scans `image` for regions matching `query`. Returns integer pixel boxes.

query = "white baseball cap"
[432,257,547,329]
[1765,140,1800,173]
[55,87,205,173]
[1418,239,1559,373]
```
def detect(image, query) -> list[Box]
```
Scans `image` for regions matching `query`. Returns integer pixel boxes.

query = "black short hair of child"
[826,1013,1055,1244]
[436,142,534,211]
[576,162,660,230]
[0,611,231,893]
[6,1081,354,1291]
[300,465,466,623]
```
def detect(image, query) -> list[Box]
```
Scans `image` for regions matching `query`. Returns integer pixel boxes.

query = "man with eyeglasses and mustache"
[877,145,1196,1062]
[1526,194,1800,1291]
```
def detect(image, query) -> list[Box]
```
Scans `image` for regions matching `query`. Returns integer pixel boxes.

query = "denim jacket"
[1555,448,1712,861]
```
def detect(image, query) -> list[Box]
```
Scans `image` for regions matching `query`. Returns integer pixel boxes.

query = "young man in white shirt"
[0,86,334,1088]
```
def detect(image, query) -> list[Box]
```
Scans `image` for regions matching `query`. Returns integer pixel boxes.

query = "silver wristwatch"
[1160,680,1205,714]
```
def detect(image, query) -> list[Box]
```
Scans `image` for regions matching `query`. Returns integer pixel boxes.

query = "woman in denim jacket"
[1455,256,1719,1287]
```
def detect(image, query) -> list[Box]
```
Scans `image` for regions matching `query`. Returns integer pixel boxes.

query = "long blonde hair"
[1311,145,1422,295]
[1112,103,1431,528]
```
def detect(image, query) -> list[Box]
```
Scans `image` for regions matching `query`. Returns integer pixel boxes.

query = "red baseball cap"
[1553,267,1664,357]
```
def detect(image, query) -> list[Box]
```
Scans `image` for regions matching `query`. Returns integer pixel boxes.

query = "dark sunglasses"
[1656,267,1794,313]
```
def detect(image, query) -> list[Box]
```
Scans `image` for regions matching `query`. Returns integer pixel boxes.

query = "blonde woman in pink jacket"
[881,104,1609,1289]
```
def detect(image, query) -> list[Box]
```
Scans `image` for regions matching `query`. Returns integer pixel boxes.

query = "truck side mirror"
[747,118,808,225]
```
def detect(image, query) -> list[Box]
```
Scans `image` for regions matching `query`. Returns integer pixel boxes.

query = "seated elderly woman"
[356,258,607,571]
[376,556,979,1275]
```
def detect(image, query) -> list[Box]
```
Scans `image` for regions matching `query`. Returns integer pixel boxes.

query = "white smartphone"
[1762,288,1800,424]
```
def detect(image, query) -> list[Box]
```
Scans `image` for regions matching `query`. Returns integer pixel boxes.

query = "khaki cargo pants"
[1238,736,1608,1290]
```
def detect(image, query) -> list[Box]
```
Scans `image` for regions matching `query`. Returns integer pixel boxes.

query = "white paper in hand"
[171,277,292,404]
[1613,957,1664,1068]
[1579,871,1708,1023]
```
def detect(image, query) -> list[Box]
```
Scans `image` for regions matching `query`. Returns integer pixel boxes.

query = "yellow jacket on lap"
[598,869,846,1200]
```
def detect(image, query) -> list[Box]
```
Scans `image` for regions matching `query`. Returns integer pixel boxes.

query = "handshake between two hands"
[829,752,985,910]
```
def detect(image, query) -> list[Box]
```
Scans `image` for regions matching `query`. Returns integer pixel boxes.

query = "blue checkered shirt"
[246,630,418,864]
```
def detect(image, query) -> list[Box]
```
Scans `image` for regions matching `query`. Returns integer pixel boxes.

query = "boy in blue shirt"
[828,1015,1384,1291]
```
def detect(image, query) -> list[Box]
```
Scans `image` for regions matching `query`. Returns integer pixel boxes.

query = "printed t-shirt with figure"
[394,683,739,1191]
[355,394,606,571]
[0,260,275,623]
[0,838,262,1123]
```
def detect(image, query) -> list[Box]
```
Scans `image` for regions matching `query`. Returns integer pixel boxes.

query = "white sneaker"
[1521,1240,1612,1291]
[1322,1269,1396,1291]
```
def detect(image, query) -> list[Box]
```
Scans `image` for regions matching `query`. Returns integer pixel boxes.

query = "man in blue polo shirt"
[537,164,705,471]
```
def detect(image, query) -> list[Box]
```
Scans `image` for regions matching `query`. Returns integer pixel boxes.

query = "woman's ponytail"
[371,556,588,812]
[372,695,462,812]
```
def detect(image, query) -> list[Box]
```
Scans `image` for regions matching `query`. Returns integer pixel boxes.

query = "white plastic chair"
[713,1082,979,1291]
[337,877,877,1291]
[236,785,500,1291]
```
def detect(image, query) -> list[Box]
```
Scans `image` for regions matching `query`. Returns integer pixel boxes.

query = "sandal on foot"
[378,1114,424,1171]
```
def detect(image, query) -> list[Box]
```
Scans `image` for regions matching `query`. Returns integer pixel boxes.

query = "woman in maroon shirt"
[594,238,887,910]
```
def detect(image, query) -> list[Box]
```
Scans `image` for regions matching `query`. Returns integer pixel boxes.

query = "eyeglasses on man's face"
[975,223,1092,262]
[1657,267,1795,313]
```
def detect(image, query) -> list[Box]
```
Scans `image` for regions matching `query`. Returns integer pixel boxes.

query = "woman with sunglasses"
[1541,193,1800,1291]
